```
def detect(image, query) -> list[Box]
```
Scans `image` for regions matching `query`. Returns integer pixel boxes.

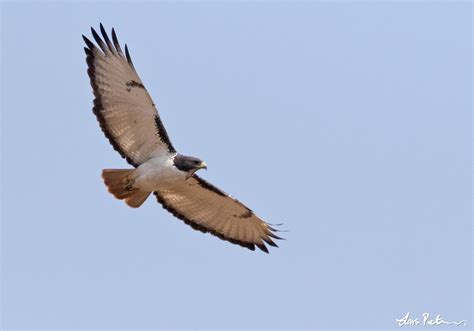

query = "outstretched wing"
[83,24,175,167]
[154,175,282,253]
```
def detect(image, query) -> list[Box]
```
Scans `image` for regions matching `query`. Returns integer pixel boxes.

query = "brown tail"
[101,169,151,208]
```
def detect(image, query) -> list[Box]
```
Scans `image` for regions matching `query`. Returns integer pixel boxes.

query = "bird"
[83,24,282,253]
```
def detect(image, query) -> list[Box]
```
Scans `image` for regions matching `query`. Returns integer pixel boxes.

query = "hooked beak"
[198,162,208,170]
[186,162,207,179]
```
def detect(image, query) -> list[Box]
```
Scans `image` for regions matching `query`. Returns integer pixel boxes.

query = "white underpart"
[133,153,186,191]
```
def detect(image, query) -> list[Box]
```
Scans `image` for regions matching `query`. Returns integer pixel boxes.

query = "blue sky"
[1,1,472,329]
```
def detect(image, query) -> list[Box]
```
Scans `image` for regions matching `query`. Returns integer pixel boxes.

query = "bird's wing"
[83,24,175,167]
[154,175,282,252]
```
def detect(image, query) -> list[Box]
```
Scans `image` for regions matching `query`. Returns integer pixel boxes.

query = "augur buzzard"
[83,24,281,253]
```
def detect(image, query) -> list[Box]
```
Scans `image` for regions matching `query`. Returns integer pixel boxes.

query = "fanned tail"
[101,169,150,208]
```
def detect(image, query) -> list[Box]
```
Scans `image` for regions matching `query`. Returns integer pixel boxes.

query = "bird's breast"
[134,156,187,191]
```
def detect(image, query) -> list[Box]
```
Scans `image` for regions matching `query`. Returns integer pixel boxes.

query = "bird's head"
[173,154,207,178]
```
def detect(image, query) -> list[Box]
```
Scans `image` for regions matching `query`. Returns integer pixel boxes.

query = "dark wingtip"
[269,233,285,240]
[266,222,286,242]
[268,224,289,233]
[111,27,123,54]
[82,35,95,50]
[90,26,99,39]
[125,44,135,69]
[84,47,92,56]
[256,243,269,253]
[99,22,113,52]
[263,237,279,248]
[91,26,107,53]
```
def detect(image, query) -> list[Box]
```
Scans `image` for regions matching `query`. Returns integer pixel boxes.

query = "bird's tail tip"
[102,169,150,208]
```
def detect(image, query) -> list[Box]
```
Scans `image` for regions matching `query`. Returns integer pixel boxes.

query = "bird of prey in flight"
[83,24,281,253]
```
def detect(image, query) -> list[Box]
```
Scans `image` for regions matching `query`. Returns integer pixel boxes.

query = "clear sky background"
[1,1,472,330]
